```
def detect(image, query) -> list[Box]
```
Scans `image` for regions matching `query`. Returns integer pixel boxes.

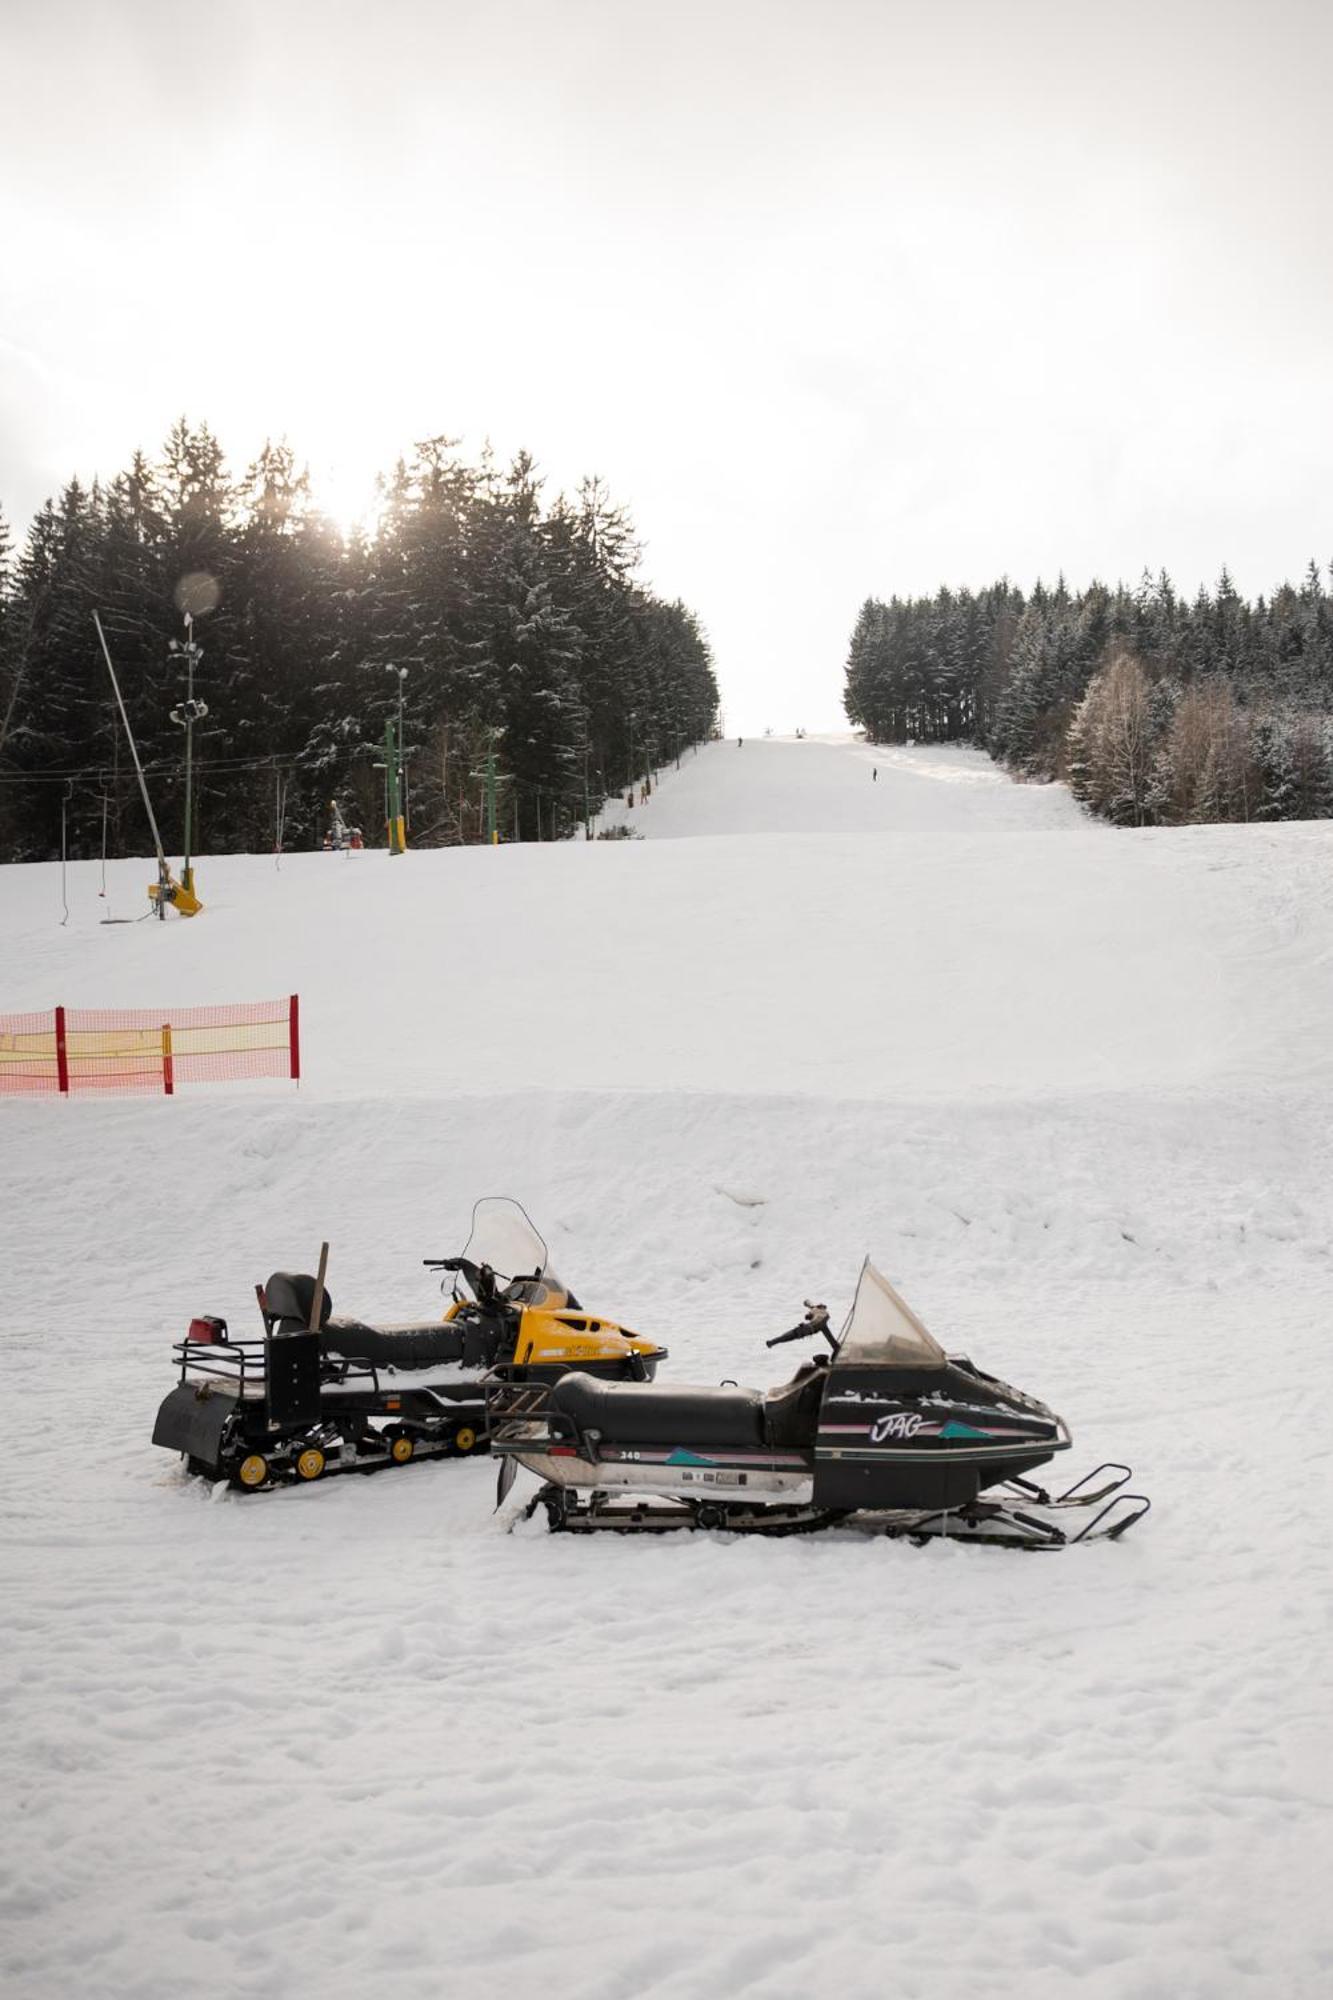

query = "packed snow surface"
[2,735,1330,1999]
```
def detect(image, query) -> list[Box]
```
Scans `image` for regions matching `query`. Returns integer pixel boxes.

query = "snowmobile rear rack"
[166,1334,380,1401]
[485,1369,561,1436]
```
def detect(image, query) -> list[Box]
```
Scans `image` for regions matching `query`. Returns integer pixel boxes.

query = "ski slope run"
[1,735,1330,2000]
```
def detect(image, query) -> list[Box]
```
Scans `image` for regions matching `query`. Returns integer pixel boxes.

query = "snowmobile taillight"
[187,1315,228,1345]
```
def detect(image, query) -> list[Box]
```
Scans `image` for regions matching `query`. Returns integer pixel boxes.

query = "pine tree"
[841,560,1333,829]
[0,419,716,860]
[1252,716,1297,820]
[1288,714,1333,818]
[4,481,117,856]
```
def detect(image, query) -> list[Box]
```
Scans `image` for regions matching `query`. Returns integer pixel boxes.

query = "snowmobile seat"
[264,1272,333,1332]
[322,1317,469,1370]
[548,1371,765,1448]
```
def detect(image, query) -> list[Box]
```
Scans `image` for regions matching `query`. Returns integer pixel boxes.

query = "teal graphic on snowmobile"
[487,1260,1149,1547]
[152,1198,665,1491]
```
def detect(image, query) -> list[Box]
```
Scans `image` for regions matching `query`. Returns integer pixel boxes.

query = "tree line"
[844,565,1333,824]
[0,421,719,861]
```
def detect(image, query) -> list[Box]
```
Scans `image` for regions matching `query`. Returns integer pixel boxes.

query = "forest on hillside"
[0,422,719,862]
[844,568,1333,824]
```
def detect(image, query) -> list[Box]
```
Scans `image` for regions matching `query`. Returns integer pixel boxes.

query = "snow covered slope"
[2,738,1330,1999]
[598,735,1085,836]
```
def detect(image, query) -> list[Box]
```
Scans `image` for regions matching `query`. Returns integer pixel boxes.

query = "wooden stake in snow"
[308,1242,329,1331]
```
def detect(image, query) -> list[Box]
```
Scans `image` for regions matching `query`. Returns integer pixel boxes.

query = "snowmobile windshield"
[834,1259,948,1369]
[462,1197,576,1308]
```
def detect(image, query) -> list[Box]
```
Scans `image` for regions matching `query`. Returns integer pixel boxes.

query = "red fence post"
[289,994,301,1084]
[54,1007,69,1095]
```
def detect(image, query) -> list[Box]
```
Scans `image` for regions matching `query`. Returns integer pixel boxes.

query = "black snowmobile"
[487,1260,1149,1548]
[152,1198,666,1491]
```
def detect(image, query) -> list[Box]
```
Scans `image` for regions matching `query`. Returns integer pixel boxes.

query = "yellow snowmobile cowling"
[442,1296,662,1378]
[514,1307,661,1373]
[434,1195,669,1382]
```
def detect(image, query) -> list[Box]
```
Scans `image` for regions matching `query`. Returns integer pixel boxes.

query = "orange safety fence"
[0,996,300,1096]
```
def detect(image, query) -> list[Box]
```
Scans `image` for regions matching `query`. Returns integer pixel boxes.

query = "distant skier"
[872,767,878,782]
[737,737,743,748]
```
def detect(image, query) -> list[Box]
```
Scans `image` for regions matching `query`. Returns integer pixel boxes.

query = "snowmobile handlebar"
[423,1255,502,1304]
[766,1301,834,1350]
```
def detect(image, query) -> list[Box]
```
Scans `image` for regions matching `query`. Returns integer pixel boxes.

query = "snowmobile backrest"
[762,1367,827,1448]
[264,1271,334,1332]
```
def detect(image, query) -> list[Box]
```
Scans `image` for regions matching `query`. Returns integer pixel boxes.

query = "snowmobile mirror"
[424,1257,463,1300]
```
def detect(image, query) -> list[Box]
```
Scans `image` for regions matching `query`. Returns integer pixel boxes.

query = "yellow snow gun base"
[148,871,203,917]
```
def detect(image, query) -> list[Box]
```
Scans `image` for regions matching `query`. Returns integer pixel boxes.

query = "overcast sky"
[4,0,1332,729]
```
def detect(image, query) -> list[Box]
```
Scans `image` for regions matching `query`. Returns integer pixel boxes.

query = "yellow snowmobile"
[425,1195,666,1381]
[152,1197,665,1490]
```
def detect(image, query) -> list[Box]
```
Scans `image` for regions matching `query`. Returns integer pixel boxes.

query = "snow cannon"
[147,868,203,917]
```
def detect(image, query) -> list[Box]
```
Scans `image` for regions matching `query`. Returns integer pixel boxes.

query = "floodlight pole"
[385,664,408,852]
[172,615,205,893]
[383,721,399,848]
[378,664,404,852]
[183,620,195,885]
